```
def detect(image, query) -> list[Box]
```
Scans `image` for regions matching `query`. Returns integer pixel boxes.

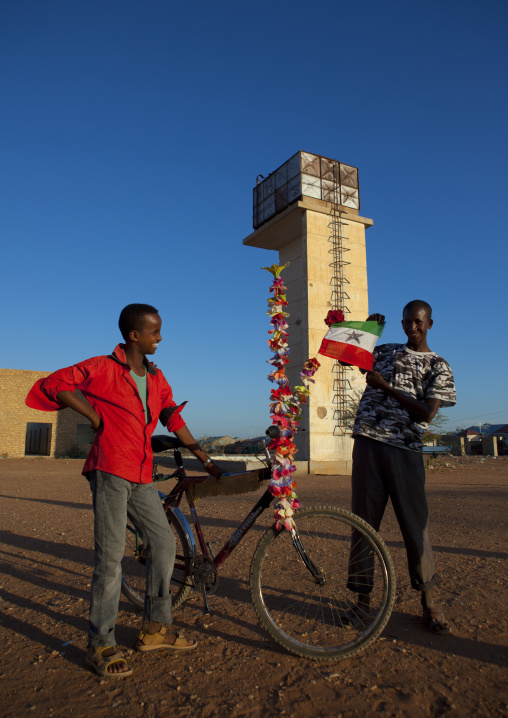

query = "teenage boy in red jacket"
[27,303,222,677]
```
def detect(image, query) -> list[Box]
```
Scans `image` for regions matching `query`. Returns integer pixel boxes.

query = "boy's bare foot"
[423,606,451,635]
[421,588,451,634]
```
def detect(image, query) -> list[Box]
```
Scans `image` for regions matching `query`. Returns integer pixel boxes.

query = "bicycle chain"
[190,556,219,594]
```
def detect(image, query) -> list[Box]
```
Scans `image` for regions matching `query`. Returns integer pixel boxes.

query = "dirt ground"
[0,455,507,718]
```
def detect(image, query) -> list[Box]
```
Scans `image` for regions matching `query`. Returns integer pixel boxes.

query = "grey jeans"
[87,470,176,647]
[348,435,435,593]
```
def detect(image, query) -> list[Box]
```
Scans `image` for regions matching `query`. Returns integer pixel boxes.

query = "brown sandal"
[85,646,133,677]
[136,624,198,652]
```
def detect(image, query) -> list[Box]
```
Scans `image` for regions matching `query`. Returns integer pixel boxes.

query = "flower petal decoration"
[262,263,290,278]
[262,262,321,529]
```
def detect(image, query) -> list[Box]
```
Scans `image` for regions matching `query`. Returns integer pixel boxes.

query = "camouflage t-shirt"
[353,344,456,452]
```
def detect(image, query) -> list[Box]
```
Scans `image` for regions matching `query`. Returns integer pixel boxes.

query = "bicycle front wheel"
[121,510,193,611]
[250,506,395,661]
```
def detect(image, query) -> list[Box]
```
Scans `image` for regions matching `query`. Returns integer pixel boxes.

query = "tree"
[422,409,450,445]
[344,389,363,431]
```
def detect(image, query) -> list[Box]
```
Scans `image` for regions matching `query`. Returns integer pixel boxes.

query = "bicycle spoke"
[250,507,395,660]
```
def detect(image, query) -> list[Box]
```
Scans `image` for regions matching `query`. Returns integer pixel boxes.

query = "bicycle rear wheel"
[121,509,193,611]
[250,506,395,661]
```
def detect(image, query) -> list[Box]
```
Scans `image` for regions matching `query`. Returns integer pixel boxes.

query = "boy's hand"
[57,390,102,431]
[173,426,224,478]
[365,370,389,391]
[367,313,385,324]
[206,462,224,479]
[91,413,102,432]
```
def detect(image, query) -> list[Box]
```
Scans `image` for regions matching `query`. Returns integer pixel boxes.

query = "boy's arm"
[26,358,99,412]
[56,391,102,430]
[365,372,441,423]
[173,425,223,478]
[156,372,223,477]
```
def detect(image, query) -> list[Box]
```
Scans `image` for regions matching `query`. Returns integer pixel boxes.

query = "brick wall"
[0,368,93,458]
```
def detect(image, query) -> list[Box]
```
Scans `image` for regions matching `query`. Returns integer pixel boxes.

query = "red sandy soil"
[0,455,507,718]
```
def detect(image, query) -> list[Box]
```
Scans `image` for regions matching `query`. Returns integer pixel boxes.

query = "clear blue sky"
[1,0,506,437]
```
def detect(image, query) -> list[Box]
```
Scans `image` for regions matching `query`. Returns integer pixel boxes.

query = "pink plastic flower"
[272,415,290,429]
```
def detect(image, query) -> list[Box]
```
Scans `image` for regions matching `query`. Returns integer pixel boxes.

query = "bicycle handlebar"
[152,427,279,458]
[152,427,281,472]
[151,435,183,453]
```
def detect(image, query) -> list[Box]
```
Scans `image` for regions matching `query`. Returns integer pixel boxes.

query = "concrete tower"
[243,151,373,475]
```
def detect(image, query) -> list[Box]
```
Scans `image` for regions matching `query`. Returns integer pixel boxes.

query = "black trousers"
[348,434,435,593]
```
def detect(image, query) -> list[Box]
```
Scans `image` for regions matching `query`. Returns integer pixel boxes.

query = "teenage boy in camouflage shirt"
[347,300,456,634]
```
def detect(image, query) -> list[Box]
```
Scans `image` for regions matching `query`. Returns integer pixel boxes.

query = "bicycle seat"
[151,435,183,453]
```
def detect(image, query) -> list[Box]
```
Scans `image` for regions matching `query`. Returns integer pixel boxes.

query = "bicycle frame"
[162,473,276,570]
[154,438,325,583]
[149,434,332,609]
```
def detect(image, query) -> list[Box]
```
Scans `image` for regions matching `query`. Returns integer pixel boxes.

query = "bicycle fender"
[167,505,197,557]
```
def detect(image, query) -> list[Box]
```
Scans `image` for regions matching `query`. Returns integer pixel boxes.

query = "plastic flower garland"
[262,263,321,530]
[324,309,345,326]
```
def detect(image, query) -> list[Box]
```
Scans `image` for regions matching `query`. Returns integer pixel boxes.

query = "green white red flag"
[318,320,384,371]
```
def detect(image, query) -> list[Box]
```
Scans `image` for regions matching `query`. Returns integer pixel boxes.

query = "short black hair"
[119,303,159,341]
[403,300,432,320]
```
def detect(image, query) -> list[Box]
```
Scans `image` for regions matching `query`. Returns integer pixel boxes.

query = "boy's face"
[401,307,433,344]
[130,313,162,355]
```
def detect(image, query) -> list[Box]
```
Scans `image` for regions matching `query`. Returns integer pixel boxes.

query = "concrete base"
[153,454,267,474]
[154,454,351,476]
[309,460,352,476]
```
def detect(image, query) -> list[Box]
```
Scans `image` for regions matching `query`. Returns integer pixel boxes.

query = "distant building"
[455,428,481,439]
[194,436,237,456]
[456,424,508,440]
[224,437,266,455]
[0,368,94,458]
[453,423,508,456]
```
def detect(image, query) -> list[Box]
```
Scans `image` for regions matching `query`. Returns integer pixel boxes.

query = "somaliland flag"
[318,321,384,371]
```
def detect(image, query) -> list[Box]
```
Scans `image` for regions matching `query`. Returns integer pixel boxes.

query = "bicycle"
[121,430,396,662]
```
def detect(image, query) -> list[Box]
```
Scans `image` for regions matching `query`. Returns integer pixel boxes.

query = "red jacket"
[26,344,186,483]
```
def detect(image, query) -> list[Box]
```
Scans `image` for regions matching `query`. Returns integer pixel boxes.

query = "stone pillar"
[244,196,373,475]
[449,437,466,456]
[481,435,498,457]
